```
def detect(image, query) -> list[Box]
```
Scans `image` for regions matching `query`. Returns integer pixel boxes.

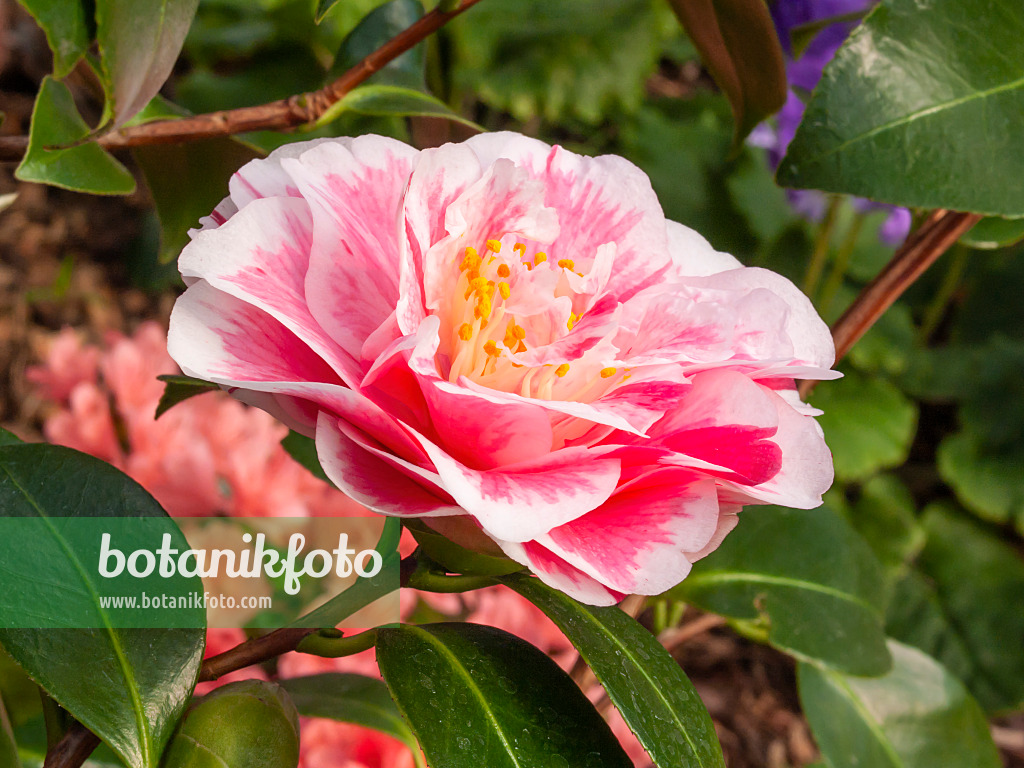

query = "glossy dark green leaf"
[666,0,787,146]
[132,98,262,264]
[960,216,1024,250]
[318,85,479,130]
[0,428,23,447]
[328,0,425,89]
[377,623,633,768]
[95,0,200,126]
[778,0,1024,216]
[673,506,891,676]
[15,0,90,77]
[798,640,1002,768]
[809,366,918,482]
[279,674,420,757]
[1,695,20,768]
[886,504,1024,712]
[155,374,220,418]
[0,443,204,768]
[504,575,725,768]
[280,431,332,485]
[15,77,135,195]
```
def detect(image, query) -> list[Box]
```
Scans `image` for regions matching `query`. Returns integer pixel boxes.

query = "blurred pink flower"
[30,322,366,519]
[169,132,837,605]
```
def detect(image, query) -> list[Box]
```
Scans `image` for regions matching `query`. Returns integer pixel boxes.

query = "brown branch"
[199,627,318,682]
[658,613,727,655]
[0,0,485,163]
[799,209,981,398]
[43,726,100,768]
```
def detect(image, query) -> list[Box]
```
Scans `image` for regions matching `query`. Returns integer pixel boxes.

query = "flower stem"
[297,628,379,658]
[818,211,865,317]
[918,244,969,343]
[802,195,842,299]
[405,568,496,593]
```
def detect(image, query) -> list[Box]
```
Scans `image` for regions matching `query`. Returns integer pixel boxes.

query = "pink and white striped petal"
[463,133,672,302]
[665,219,742,277]
[411,437,622,543]
[653,369,783,487]
[537,470,721,595]
[280,137,419,362]
[178,196,360,386]
[315,412,462,518]
[718,386,834,509]
[497,540,627,606]
[169,281,344,390]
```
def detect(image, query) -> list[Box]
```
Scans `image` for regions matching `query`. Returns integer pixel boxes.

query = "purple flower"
[759,0,911,245]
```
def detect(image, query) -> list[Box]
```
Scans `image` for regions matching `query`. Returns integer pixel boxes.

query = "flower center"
[439,237,625,406]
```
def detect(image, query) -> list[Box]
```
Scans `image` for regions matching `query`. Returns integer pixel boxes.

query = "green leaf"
[725,147,798,243]
[809,367,918,482]
[503,574,725,768]
[844,475,924,588]
[798,640,1002,768]
[778,0,1024,216]
[886,504,1024,713]
[938,432,1024,530]
[1,695,21,768]
[315,0,344,24]
[94,0,201,126]
[0,647,41,727]
[279,674,420,758]
[280,431,332,486]
[449,0,671,124]
[0,443,204,768]
[665,0,787,146]
[673,506,892,676]
[376,623,633,768]
[318,85,480,130]
[132,97,262,264]
[0,428,23,447]
[15,0,90,77]
[328,0,425,89]
[960,216,1024,250]
[155,374,220,418]
[15,77,135,195]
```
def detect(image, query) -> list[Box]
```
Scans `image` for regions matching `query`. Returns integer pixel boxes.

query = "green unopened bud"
[162,680,300,768]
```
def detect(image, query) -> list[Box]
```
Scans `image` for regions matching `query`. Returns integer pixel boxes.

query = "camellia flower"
[168,132,837,605]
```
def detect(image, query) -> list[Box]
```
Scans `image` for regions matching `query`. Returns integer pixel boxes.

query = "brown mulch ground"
[1,6,1023,768]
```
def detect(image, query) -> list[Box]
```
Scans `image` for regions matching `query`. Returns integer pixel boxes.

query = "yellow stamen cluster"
[600,367,617,378]
[503,319,527,352]
[566,312,583,331]
[557,258,575,270]
[459,247,497,323]
[486,239,502,252]
[555,364,571,377]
